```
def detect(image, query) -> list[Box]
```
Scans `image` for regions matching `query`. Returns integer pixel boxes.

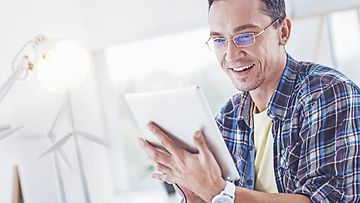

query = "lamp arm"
[0,35,49,103]
[0,56,30,103]
[0,124,10,132]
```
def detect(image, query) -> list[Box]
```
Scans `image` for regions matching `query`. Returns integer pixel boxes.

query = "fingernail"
[151,171,161,178]
[147,123,154,131]
[138,138,145,146]
[151,174,158,179]
[194,130,201,139]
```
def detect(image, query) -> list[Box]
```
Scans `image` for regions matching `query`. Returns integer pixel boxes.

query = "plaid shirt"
[215,55,360,203]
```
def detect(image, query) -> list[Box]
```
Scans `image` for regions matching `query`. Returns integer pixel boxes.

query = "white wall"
[0,59,114,202]
[0,0,208,202]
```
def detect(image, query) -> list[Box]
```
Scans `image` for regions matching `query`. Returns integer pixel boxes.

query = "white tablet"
[125,86,240,181]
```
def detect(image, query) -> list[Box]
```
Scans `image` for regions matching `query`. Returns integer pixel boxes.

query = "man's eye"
[214,38,226,43]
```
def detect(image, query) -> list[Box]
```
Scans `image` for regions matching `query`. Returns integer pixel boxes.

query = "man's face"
[208,0,282,92]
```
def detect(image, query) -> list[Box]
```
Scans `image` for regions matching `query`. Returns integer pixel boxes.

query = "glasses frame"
[205,18,281,51]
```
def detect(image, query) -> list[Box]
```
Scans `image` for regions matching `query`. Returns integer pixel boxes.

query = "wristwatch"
[211,180,235,203]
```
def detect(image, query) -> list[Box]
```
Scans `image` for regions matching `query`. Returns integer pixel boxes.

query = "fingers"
[147,122,179,155]
[153,162,171,174]
[173,184,185,197]
[151,171,175,184]
[193,130,211,156]
[139,138,173,167]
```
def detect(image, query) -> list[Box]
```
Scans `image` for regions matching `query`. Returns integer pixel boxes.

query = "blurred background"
[0,0,359,202]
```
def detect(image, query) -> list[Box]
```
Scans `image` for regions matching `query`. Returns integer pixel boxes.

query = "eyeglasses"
[205,18,280,51]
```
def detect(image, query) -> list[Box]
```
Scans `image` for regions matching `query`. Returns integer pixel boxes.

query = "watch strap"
[223,180,235,198]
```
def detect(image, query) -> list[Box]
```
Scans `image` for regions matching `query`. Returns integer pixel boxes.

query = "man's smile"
[229,63,255,72]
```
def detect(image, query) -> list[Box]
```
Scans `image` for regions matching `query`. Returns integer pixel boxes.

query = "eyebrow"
[210,24,260,36]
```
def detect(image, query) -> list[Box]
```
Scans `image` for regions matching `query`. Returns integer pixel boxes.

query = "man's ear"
[279,18,291,45]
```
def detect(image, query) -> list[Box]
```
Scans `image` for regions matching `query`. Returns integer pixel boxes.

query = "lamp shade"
[35,39,91,94]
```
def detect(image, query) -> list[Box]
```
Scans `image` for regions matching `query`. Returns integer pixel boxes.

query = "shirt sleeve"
[294,81,360,203]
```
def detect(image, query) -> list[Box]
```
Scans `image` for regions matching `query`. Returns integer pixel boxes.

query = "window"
[330,9,360,85]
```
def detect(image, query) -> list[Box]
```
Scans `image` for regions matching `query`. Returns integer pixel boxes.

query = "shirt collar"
[236,92,255,128]
[267,54,300,121]
[235,54,299,125]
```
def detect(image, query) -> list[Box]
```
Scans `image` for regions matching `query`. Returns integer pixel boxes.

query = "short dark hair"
[208,0,286,24]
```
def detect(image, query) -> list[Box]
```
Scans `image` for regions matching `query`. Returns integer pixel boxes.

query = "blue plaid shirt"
[215,55,360,202]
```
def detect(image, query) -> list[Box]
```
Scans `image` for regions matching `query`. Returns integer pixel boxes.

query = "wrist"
[210,180,236,203]
[205,178,226,202]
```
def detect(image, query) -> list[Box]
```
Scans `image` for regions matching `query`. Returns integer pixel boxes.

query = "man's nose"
[224,41,246,62]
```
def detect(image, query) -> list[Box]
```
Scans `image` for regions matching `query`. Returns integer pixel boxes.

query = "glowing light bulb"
[35,40,90,94]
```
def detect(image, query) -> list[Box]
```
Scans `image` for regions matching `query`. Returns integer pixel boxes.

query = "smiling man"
[139,0,360,202]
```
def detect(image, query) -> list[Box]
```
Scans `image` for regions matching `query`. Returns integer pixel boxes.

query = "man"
[139,0,360,202]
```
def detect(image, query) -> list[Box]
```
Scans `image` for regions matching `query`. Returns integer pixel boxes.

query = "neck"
[250,52,287,112]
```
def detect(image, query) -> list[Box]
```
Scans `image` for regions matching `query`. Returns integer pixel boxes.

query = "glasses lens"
[207,38,227,51]
[233,33,255,47]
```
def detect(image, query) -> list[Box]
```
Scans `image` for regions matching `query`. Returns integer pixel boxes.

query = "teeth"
[232,64,253,72]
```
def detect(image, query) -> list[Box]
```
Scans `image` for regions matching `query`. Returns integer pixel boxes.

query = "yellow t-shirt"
[253,109,278,193]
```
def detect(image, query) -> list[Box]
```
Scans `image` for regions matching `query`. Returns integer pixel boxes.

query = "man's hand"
[173,184,206,203]
[139,122,225,202]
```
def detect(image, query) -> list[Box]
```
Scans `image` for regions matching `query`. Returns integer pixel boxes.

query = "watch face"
[213,195,233,203]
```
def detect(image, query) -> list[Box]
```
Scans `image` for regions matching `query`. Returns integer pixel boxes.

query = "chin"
[233,79,263,92]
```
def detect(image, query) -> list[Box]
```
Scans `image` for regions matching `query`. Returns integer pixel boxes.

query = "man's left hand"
[139,122,225,202]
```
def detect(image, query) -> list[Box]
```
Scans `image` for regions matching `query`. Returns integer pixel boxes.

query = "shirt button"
[246,179,253,185]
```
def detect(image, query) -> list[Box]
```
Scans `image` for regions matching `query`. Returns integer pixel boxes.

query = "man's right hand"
[173,184,206,203]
